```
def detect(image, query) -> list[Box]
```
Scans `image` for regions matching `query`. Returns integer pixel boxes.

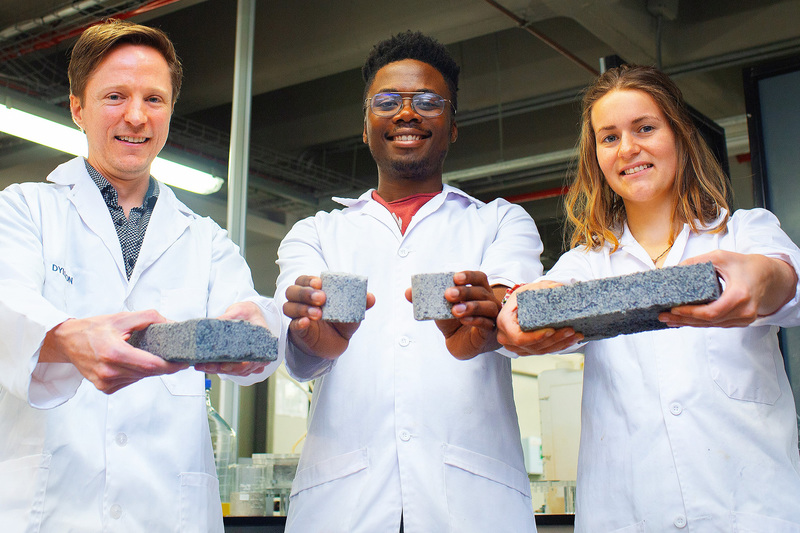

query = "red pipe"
[504,185,569,203]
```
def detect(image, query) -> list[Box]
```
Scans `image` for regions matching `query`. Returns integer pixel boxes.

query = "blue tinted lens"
[412,94,446,114]
[371,94,402,115]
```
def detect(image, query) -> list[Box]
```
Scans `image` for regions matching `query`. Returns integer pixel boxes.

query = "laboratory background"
[1,0,799,531]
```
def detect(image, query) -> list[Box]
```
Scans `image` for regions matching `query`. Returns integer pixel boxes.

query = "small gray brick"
[321,271,368,323]
[128,318,279,363]
[516,262,721,341]
[412,272,455,321]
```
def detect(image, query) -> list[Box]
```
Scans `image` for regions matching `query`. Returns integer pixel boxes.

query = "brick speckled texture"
[412,272,455,321]
[321,271,368,323]
[516,262,721,341]
[128,318,278,362]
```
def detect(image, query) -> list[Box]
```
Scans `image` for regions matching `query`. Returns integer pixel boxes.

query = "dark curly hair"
[362,30,460,110]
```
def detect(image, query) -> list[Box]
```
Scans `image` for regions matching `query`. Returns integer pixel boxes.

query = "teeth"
[623,164,652,175]
[118,136,146,143]
[394,135,422,141]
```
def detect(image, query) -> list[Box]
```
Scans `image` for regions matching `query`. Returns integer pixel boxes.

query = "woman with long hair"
[498,65,800,532]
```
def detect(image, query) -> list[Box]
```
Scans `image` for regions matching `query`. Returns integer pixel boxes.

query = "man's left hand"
[406,271,502,360]
[195,301,270,377]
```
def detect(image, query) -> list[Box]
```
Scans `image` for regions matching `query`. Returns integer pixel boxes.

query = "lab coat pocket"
[605,520,645,533]
[179,472,222,533]
[286,449,368,533]
[443,444,534,531]
[289,448,369,498]
[0,453,51,531]
[706,327,780,404]
[733,511,800,532]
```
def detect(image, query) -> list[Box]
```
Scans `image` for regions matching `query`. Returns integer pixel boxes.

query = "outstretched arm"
[660,250,798,328]
[405,271,504,360]
[283,275,375,360]
[39,310,187,395]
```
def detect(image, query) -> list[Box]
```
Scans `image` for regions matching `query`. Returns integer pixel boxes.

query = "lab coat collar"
[331,184,478,208]
[130,181,194,286]
[48,157,128,280]
[617,208,730,267]
[332,184,480,237]
[47,157,194,287]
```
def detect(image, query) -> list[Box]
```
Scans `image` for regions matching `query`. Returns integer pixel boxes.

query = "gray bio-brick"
[516,262,721,341]
[412,272,455,321]
[321,271,368,323]
[128,318,278,363]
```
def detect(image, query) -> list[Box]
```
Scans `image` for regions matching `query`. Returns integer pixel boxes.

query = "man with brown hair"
[0,19,282,531]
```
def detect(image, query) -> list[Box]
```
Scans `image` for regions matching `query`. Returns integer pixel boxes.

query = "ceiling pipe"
[505,185,569,203]
[481,0,599,76]
[0,0,185,62]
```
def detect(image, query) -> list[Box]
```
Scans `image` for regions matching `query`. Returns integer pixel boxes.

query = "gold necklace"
[651,243,673,264]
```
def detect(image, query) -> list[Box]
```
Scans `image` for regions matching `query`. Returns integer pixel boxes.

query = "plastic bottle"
[206,379,238,504]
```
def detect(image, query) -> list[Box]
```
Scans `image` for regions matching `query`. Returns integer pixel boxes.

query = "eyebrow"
[594,114,661,134]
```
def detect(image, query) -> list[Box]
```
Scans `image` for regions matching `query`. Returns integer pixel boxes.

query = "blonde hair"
[566,64,730,251]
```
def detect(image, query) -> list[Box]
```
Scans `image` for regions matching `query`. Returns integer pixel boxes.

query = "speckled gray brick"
[516,262,721,341]
[412,272,455,321]
[128,318,278,362]
[321,272,368,323]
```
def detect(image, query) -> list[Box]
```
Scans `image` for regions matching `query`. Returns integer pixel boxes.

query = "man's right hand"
[283,275,375,360]
[39,310,188,394]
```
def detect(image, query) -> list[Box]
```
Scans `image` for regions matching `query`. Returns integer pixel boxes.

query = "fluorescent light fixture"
[0,104,224,195]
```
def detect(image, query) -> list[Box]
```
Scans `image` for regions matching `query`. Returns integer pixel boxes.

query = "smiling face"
[70,43,173,189]
[591,88,678,212]
[363,59,457,192]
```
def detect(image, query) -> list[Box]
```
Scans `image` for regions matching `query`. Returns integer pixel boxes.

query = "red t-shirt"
[372,190,440,234]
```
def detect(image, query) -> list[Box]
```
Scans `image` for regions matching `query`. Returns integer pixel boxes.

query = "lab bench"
[223,514,575,532]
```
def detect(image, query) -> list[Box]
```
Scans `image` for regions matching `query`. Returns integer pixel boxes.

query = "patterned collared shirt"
[85,160,159,279]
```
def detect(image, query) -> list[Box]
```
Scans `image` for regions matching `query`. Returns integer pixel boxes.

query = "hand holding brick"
[128,318,279,363]
[516,262,721,341]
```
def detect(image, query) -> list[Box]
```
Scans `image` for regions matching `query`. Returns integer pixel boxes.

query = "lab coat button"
[669,402,683,416]
[673,515,686,528]
[398,248,409,258]
[115,433,128,446]
[399,336,410,347]
[400,430,411,442]
[110,504,122,519]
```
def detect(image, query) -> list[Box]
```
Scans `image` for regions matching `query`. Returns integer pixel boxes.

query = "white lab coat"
[276,186,542,533]
[0,157,284,533]
[541,209,800,533]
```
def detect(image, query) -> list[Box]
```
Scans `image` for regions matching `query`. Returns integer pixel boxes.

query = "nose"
[617,132,640,159]
[393,96,421,122]
[124,100,146,126]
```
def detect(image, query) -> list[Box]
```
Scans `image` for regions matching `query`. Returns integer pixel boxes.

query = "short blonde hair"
[566,64,730,251]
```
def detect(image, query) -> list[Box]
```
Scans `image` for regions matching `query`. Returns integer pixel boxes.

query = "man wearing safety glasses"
[277,31,542,532]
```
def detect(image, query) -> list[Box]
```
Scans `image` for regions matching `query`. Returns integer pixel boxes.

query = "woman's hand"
[496,281,583,356]
[659,250,798,328]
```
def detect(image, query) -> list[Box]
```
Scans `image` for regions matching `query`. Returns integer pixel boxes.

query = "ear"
[450,120,458,143]
[362,116,369,145]
[69,94,84,131]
